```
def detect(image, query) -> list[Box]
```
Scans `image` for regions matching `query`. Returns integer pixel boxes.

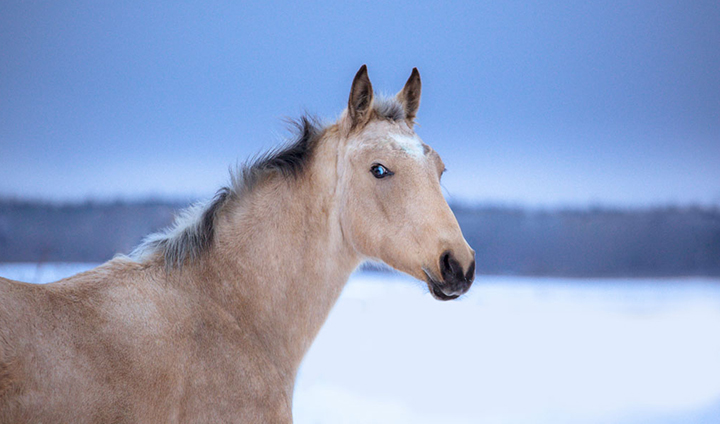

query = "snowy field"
[1,263,719,423]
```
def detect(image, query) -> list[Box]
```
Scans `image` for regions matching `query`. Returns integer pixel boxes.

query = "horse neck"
[194,143,360,373]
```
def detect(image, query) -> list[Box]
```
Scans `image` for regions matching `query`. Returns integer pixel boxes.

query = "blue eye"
[370,164,393,179]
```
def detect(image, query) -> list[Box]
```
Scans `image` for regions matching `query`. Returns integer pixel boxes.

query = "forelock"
[373,95,405,121]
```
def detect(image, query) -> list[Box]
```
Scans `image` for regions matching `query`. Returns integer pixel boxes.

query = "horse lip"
[423,268,462,301]
[430,284,461,301]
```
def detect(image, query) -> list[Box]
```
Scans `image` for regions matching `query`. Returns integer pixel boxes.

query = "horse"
[0,65,475,423]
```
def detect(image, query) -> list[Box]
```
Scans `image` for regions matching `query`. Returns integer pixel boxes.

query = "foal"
[0,66,475,423]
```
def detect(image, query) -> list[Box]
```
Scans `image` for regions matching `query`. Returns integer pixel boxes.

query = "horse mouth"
[423,268,462,301]
[429,284,461,301]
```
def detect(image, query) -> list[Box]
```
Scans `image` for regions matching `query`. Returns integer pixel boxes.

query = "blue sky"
[1,1,718,206]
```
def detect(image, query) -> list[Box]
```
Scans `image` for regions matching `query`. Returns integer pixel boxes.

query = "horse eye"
[370,164,393,179]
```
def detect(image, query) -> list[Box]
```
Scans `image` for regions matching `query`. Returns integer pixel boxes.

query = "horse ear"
[348,65,374,127]
[397,68,422,123]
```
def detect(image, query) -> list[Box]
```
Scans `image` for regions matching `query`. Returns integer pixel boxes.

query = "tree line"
[1,200,719,277]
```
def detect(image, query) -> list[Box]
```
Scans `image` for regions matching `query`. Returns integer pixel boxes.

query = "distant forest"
[1,200,719,277]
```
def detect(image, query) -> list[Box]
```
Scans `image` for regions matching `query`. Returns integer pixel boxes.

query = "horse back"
[0,262,294,423]
[0,277,24,399]
[0,265,174,422]
[0,276,55,414]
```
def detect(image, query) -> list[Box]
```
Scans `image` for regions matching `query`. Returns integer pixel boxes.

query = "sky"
[1,1,719,207]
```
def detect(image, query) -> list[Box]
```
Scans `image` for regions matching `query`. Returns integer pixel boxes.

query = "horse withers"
[0,66,475,423]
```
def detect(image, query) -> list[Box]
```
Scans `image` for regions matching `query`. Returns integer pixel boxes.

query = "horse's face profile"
[338,66,475,300]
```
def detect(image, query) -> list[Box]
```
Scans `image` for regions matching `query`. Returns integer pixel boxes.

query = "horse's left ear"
[397,68,422,123]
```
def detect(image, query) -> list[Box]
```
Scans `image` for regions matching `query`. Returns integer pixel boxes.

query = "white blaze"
[389,134,425,159]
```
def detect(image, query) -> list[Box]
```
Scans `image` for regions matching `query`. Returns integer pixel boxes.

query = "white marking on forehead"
[389,133,425,159]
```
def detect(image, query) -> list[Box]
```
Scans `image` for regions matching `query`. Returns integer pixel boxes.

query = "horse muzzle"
[425,250,475,301]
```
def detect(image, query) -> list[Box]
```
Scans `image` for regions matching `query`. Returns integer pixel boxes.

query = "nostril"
[440,251,453,281]
[440,250,464,282]
[442,252,451,272]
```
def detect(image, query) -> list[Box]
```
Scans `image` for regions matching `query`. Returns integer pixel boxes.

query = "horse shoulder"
[70,261,291,420]
[172,299,294,422]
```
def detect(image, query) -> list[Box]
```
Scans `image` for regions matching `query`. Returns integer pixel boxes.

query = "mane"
[130,115,324,268]
[231,115,324,195]
[130,95,405,268]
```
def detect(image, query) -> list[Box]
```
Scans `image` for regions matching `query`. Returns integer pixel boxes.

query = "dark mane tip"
[268,115,322,178]
[242,114,323,185]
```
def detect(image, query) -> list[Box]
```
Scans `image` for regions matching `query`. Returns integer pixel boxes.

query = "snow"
[1,263,719,423]
[0,262,98,284]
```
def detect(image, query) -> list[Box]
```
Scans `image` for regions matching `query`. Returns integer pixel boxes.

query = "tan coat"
[0,66,474,423]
